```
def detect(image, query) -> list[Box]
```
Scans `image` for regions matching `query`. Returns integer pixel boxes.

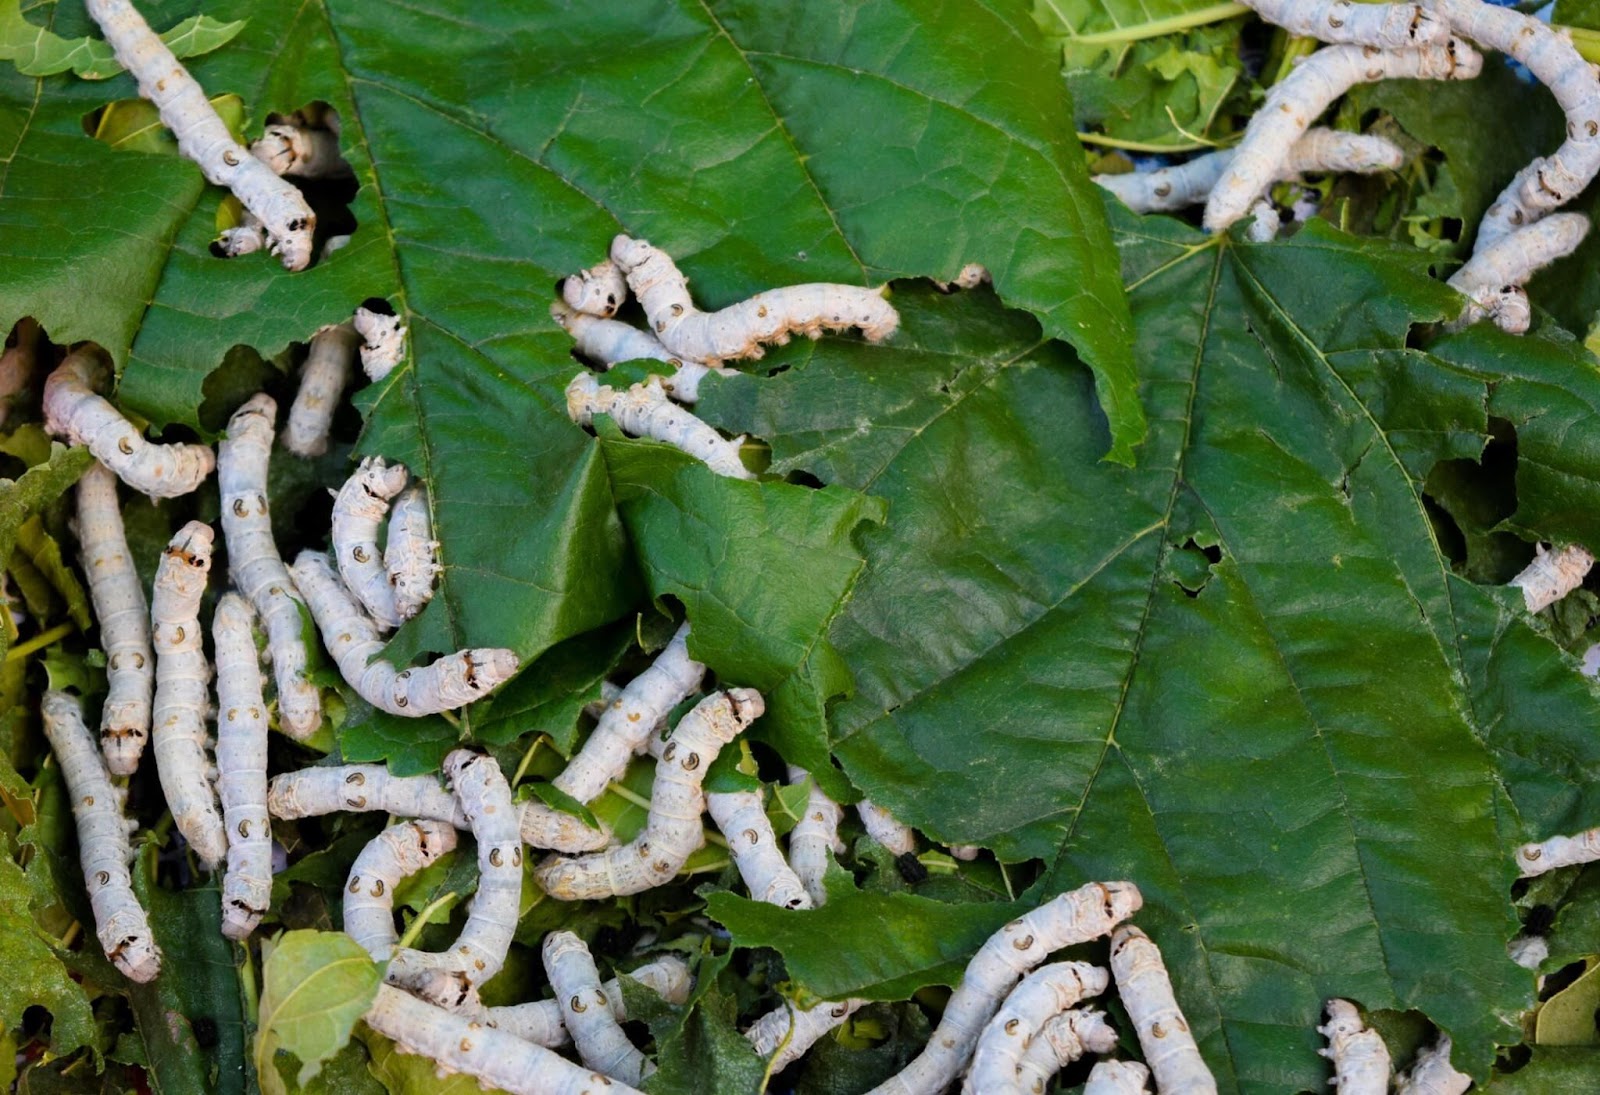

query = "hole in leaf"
[1422,417,1532,584]
[1169,536,1223,598]
[784,469,825,490]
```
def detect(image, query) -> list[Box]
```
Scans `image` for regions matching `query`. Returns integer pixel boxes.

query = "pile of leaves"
[7,0,1600,1091]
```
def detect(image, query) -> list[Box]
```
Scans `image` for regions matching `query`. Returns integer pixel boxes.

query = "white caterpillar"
[857,799,916,856]
[707,787,812,910]
[265,763,611,852]
[1203,39,1483,232]
[332,456,408,630]
[283,323,361,458]
[76,462,153,775]
[609,234,899,365]
[212,593,271,941]
[0,317,41,430]
[362,984,648,1095]
[1456,284,1532,335]
[1396,1036,1470,1095]
[936,263,992,291]
[44,349,215,499]
[964,962,1110,1094]
[536,689,764,900]
[562,259,629,318]
[1428,0,1600,248]
[866,881,1143,1095]
[343,819,459,960]
[1508,933,1549,970]
[1516,823,1600,876]
[567,373,752,480]
[1084,1060,1153,1094]
[555,622,705,805]
[219,394,321,740]
[1508,541,1594,613]
[40,691,161,982]
[1109,925,1216,1094]
[949,845,981,861]
[1096,129,1404,213]
[550,300,731,404]
[1015,1010,1121,1095]
[1318,999,1391,1095]
[744,997,864,1074]
[543,931,653,1084]
[151,521,226,869]
[252,121,346,179]
[82,0,313,269]
[449,955,693,1047]
[289,552,518,716]
[1242,1,1446,48]
[384,483,439,623]
[786,766,845,908]
[1246,200,1282,243]
[386,751,521,994]
[354,305,407,381]
[1448,214,1589,330]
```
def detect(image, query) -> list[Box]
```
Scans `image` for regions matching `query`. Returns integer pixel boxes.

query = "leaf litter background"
[5,0,1600,1091]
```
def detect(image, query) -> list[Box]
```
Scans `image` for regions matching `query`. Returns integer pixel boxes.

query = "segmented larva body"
[1508,933,1549,969]
[40,691,161,982]
[866,882,1143,1095]
[567,373,752,480]
[858,798,916,856]
[1453,283,1532,336]
[562,259,629,318]
[609,234,900,365]
[289,552,519,716]
[543,931,654,1084]
[265,763,611,852]
[964,962,1110,1094]
[1084,1060,1153,1095]
[219,394,321,740]
[151,521,227,869]
[0,317,41,430]
[1015,1010,1121,1095]
[81,0,313,269]
[44,350,215,499]
[1516,824,1600,876]
[1509,542,1595,613]
[942,263,993,291]
[1096,129,1403,214]
[1108,926,1216,1094]
[212,593,271,940]
[536,689,764,900]
[252,122,346,179]
[555,622,705,805]
[1448,214,1590,328]
[1318,1000,1391,1095]
[384,483,439,623]
[332,456,408,630]
[387,751,521,993]
[950,844,981,861]
[76,462,153,775]
[283,322,361,458]
[1396,1036,1470,1095]
[786,766,845,908]
[550,301,731,404]
[1246,201,1281,243]
[460,955,693,1047]
[354,306,407,381]
[707,788,812,910]
[363,984,648,1095]
[343,820,459,960]
[1242,0,1446,48]
[1429,0,1600,248]
[1203,40,1482,232]
[745,998,864,1073]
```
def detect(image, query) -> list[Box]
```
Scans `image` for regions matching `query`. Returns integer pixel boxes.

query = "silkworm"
[354,305,407,381]
[289,551,518,716]
[343,819,458,960]
[549,301,730,404]
[543,930,653,1084]
[218,394,320,739]
[212,593,271,940]
[609,234,899,365]
[964,962,1110,1094]
[1109,925,1216,1094]
[1508,541,1595,613]
[1517,823,1600,876]
[1084,1060,1153,1094]
[706,787,812,910]
[535,689,764,900]
[383,483,439,623]
[857,799,916,856]
[76,462,153,775]
[866,881,1143,1095]
[332,456,408,630]
[1203,40,1483,232]
[1448,214,1589,330]
[554,622,705,805]
[44,349,214,499]
[251,121,346,179]
[40,691,161,982]
[744,997,863,1074]
[81,0,313,269]
[1318,999,1391,1095]
[1395,1035,1470,1095]
[561,259,629,318]
[1014,1009,1121,1095]
[444,955,692,1047]
[786,766,845,908]
[151,521,226,869]
[567,373,752,480]
[1241,1,1446,48]
[282,323,361,458]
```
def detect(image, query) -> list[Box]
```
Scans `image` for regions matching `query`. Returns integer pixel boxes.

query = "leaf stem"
[1077,132,1216,153]
[756,1008,798,1095]
[511,734,546,786]
[1060,2,1249,45]
[4,620,75,662]
[397,891,460,952]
